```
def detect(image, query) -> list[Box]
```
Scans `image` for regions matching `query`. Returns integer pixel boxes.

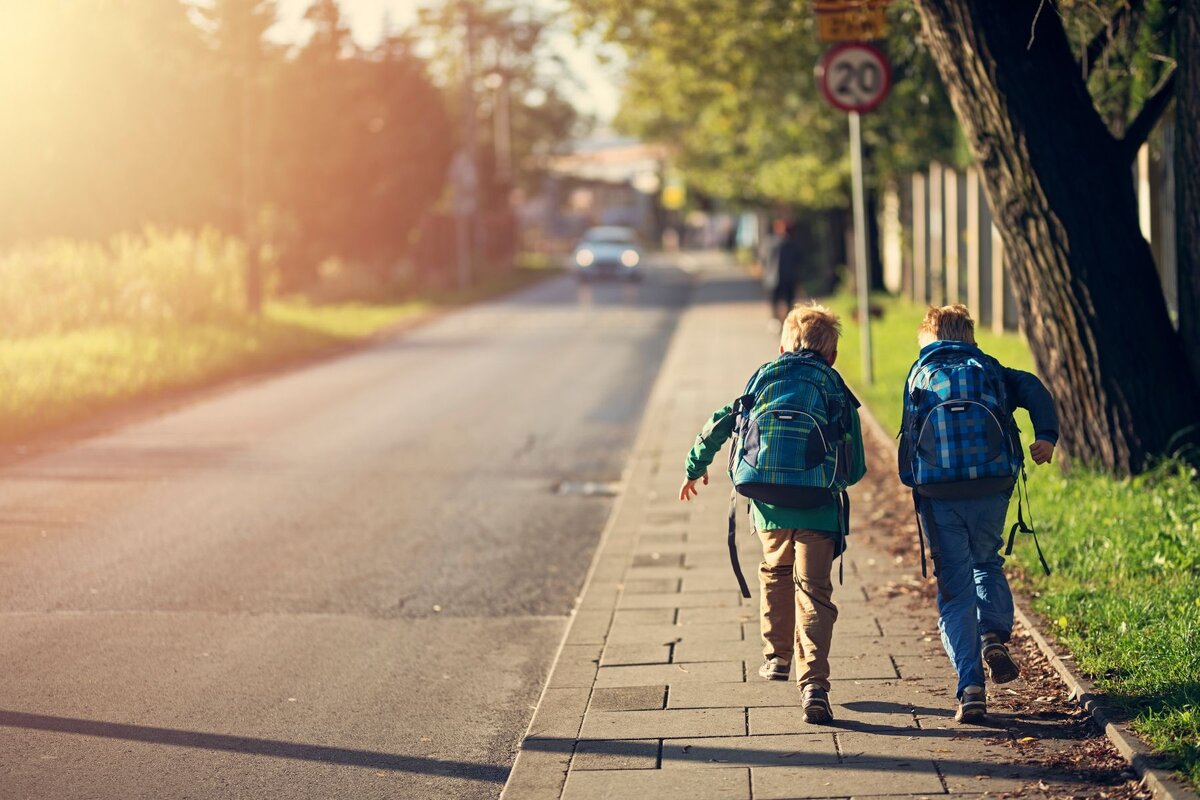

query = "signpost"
[815,41,891,386]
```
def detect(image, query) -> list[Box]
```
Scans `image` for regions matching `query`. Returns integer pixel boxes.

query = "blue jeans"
[919,492,1014,697]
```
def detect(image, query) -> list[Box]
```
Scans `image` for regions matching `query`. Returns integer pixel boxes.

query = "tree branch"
[1122,70,1177,161]
[1082,0,1144,76]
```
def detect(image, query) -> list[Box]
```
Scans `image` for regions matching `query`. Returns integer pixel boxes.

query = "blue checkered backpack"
[722,350,857,597]
[898,342,1020,497]
[898,341,1050,576]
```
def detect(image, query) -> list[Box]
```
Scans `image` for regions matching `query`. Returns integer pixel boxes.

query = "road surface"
[0,258,700,798]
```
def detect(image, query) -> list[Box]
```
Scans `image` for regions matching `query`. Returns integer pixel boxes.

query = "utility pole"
[239,8,263,315]
[453,0,480,291]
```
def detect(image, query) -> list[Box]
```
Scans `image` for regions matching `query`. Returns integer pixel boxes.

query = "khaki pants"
[758,528,838,690]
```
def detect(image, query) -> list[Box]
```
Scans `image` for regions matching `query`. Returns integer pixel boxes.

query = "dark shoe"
[982,633,1020,684]
[801,684,833,724]
[955,685,987,723]
[758,657,790,681]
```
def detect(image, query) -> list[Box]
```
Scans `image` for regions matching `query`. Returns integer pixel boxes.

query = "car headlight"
[575,249,595,267]
[620,250,640,267]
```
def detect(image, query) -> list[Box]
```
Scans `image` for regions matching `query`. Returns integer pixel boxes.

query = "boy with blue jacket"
[902,305,1058,723]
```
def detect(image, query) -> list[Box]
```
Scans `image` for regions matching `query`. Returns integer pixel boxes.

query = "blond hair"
[919,304,976,344]
[781,303,841,359]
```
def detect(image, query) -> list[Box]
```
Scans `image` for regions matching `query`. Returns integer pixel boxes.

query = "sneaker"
[758,657,790,681]
[955,685,987,723]
[981,633,1020,684]
[801,684,833,724]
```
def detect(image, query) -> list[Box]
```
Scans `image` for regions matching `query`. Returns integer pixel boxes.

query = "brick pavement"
[501,257,1107,800]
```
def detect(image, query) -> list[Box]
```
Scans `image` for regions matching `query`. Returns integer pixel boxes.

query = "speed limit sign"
[816,42,892,113]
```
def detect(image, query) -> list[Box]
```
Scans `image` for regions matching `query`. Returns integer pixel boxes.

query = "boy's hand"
[679,472,708,501]
[1029,440,1055,464]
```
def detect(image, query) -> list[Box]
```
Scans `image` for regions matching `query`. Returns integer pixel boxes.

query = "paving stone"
[606,623,741,645]
[595,660,744,688]
[579,708,746,740]
[502,740,573,800]
[661,733,838,769]
[526,687,592,740]
[672,638,763,664]
[613,608,678,626]
[681,573,754,593]
[589,685,667,712]
[675,606,758,625]
[620,591,744,610]
[837,730,1012,766]
[733,655,897,683]
[633,553,684,568]
[599,643,672,666]
[562,766,750,800]
[547,645,602,689]
[626,565,730,580]
[749,702,919,733]
[620,578,681,594]
[573,739,660,771]
[565,610,614,646]
[751,758,945,798]
[637,532,688,546]
[892,655,956,681]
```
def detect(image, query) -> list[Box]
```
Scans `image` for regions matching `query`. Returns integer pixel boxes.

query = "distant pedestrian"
[763,222,804,322]
[898,305,1058,723]
[679,304,866,723]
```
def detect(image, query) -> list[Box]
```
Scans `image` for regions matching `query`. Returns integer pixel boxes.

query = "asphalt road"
[0,258,696,799]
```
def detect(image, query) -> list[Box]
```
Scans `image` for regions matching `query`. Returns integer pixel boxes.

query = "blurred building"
[519,135,669,253]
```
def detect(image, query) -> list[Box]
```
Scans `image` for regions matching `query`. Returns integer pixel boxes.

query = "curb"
[854,399,1198,800]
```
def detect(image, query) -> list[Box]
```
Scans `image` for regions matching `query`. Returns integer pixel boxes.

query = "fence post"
[990,222,1005,336]
[966,168,981,315]
[944,167,959,304]
[929,162,944,306]
[912,172,927,304]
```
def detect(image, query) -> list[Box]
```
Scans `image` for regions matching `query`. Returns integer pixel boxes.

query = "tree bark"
[1177,0,1200,384]
[911,0,1200,474]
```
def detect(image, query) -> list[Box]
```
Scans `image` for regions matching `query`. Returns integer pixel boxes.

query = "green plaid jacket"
[686,396,867,533]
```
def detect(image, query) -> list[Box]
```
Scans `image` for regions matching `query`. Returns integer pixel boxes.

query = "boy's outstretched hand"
[1029,440,1055,464]
[679,472,708,501]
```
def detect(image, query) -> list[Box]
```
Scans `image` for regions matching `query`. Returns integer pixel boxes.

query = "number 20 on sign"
[815,42,892,113]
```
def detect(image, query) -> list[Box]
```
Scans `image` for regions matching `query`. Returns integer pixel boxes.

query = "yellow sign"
[816,8,888,41]
[813,0,889,42]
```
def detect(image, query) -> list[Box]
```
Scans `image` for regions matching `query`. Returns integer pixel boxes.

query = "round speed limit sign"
[816,43,892,113]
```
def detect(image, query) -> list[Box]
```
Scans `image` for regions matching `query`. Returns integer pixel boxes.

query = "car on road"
[571,226,643,281]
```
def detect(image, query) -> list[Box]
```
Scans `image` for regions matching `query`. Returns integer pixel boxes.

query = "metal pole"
[849,111,873,385]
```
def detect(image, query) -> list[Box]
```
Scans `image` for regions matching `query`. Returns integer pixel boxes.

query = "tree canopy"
[573,0,960,208]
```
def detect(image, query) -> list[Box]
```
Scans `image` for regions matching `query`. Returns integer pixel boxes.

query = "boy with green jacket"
[679,304,866,723]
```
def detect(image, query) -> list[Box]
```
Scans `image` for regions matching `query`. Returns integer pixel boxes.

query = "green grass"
[828,291,1200,787]
[0,267,553,444]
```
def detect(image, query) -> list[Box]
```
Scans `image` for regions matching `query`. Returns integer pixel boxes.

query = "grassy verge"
[828,291,1200,787]
[0,267,553,445]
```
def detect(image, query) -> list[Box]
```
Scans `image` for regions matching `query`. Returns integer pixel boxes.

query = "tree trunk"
[911,0,1200,474]
[1177,0,1200,384]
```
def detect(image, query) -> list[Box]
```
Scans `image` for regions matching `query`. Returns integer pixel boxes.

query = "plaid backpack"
[898,341,1021,498]
[729,350,856,506]
[721,350,857,598]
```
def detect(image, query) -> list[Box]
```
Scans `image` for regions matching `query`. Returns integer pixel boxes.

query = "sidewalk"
[501,260,1129,800]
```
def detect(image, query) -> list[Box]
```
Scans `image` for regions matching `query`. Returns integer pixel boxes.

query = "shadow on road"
[0,710,508,782]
